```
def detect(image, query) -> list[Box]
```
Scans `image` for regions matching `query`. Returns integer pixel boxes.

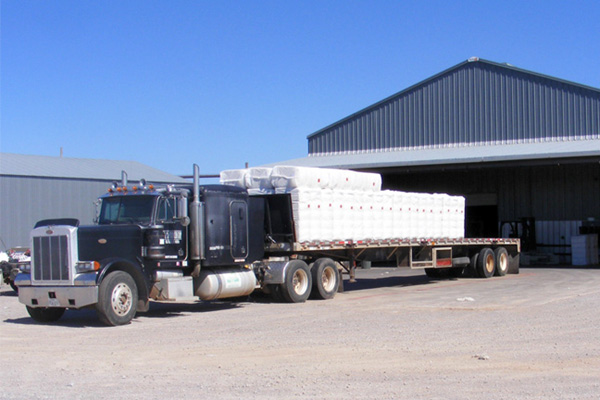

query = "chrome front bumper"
[16,273,99,309]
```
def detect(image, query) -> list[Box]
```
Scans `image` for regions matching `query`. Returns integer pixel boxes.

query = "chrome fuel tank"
[194,268,257,301]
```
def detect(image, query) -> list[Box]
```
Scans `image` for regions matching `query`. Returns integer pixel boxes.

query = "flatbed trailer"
[16,165,520,326]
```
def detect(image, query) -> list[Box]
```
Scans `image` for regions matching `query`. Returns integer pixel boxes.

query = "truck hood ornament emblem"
[98,238,107,244]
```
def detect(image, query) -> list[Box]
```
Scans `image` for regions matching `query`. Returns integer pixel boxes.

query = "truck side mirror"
[176,196,189,226]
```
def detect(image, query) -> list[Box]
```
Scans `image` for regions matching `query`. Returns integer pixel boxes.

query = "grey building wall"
[0,176,113,248]
[308,59,600,155]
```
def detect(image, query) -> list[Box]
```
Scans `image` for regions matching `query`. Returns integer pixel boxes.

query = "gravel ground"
[1,266,600,399]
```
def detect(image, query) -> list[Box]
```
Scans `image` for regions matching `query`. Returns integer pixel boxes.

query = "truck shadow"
[342,274,433,292]
[3,301,242,328]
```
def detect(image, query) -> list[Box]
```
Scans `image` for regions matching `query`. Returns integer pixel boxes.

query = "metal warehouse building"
[279,58,600,264]
[0,153,187,249]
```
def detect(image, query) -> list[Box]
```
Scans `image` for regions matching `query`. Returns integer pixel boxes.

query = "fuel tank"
[193,268,257,300]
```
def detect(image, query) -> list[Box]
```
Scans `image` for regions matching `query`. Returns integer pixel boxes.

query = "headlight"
[76,261,100,273]
[20,263,31,273]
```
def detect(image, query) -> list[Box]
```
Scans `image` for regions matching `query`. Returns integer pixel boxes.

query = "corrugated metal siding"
[0,176,112,248]
[535,220,582,263]
[0,153,188,182]
[309,60,600,155]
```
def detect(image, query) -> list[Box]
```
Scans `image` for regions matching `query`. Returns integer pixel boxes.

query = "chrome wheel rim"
[321,267,337,292]
[292,269,309,295]
[485,254,495,274]
[111,283,133,316]
[498,253,508,273]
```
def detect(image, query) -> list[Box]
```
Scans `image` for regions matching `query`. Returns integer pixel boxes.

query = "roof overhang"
[267,139,600,171]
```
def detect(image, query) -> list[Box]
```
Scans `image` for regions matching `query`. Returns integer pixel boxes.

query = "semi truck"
[16,165,520,326]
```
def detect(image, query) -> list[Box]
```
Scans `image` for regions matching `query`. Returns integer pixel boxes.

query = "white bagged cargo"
[271,166,330,192]
[246,167,273,189]
[220,169,248,188]
[221,166,464,242]
[290,188,321,243]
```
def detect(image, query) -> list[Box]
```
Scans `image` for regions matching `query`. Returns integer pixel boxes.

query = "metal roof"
[308,57,600,156]
[267,138,600,170]
[0,153,188,183]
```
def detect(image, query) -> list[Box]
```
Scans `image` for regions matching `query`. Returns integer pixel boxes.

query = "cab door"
[230,201,248,261]
[156,196,188,263]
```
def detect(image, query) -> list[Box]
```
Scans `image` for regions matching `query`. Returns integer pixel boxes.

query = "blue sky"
[1,0,599,177]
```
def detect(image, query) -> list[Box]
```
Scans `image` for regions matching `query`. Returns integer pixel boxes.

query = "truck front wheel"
[96,271,138,326]
[26,306,65,323]
[280,261,312,303]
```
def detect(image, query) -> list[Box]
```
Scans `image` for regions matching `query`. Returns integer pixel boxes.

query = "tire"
[26,306,65,323]
[310,258,339,300]
[96,271,138,326]
[279,261,312,303]
[494,247,509,276]
[10,280,18,293]
[476,248,495,278]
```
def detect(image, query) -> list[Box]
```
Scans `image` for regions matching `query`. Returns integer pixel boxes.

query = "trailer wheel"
[476,248,495,278]
[96,271,138,326]
[494,247,509,276]
[26,306,65,323]
[310,258,339,300]
[280,261,312,303]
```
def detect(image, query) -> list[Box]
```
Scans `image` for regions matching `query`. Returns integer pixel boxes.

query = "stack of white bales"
[220,166,464,243]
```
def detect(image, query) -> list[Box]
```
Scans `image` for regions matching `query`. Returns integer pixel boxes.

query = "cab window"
[157,197,176,222]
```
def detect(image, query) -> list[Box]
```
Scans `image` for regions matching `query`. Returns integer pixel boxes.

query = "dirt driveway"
[2,267,600,399]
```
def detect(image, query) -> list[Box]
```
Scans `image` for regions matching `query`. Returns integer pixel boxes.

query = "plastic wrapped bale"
[319,189,335,241]
[290,188,320,243]
[220,169,248,189]
[271,166,330,193]
[246,167,273,191]
[381,191,395,240]
[392,191,409,239]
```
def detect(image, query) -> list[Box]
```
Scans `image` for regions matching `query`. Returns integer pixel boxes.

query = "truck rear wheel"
[280,261,312,303]
[494,247,509,276]
[476,248,495,278]
[96,271,138,326]
[26,306,65,323]
[310,258,339,300]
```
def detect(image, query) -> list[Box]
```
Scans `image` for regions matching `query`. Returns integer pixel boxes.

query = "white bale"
[331,191,346,241]
[290,188,321,242]
[381,191,394,239]
[246,167,273,189]
[320,189,334,241]
[219,169,248,188]
[370,192,384,240]
[271,166,330,192]
[354,192,371,241]
[360,172,383,192]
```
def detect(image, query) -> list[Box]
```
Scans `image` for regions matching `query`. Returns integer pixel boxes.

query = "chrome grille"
[33,235,70,282]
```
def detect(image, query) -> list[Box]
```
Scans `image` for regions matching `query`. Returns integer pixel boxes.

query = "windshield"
[99,195,157,225]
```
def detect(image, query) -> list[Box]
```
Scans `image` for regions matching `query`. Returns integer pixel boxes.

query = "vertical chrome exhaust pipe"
[190,164,204,266]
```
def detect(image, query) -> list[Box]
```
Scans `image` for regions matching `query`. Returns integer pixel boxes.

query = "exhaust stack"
[189,164,204,264]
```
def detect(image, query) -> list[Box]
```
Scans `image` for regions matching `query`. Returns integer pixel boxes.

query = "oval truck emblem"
[98,238,107,244]
[46,229,53,235]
